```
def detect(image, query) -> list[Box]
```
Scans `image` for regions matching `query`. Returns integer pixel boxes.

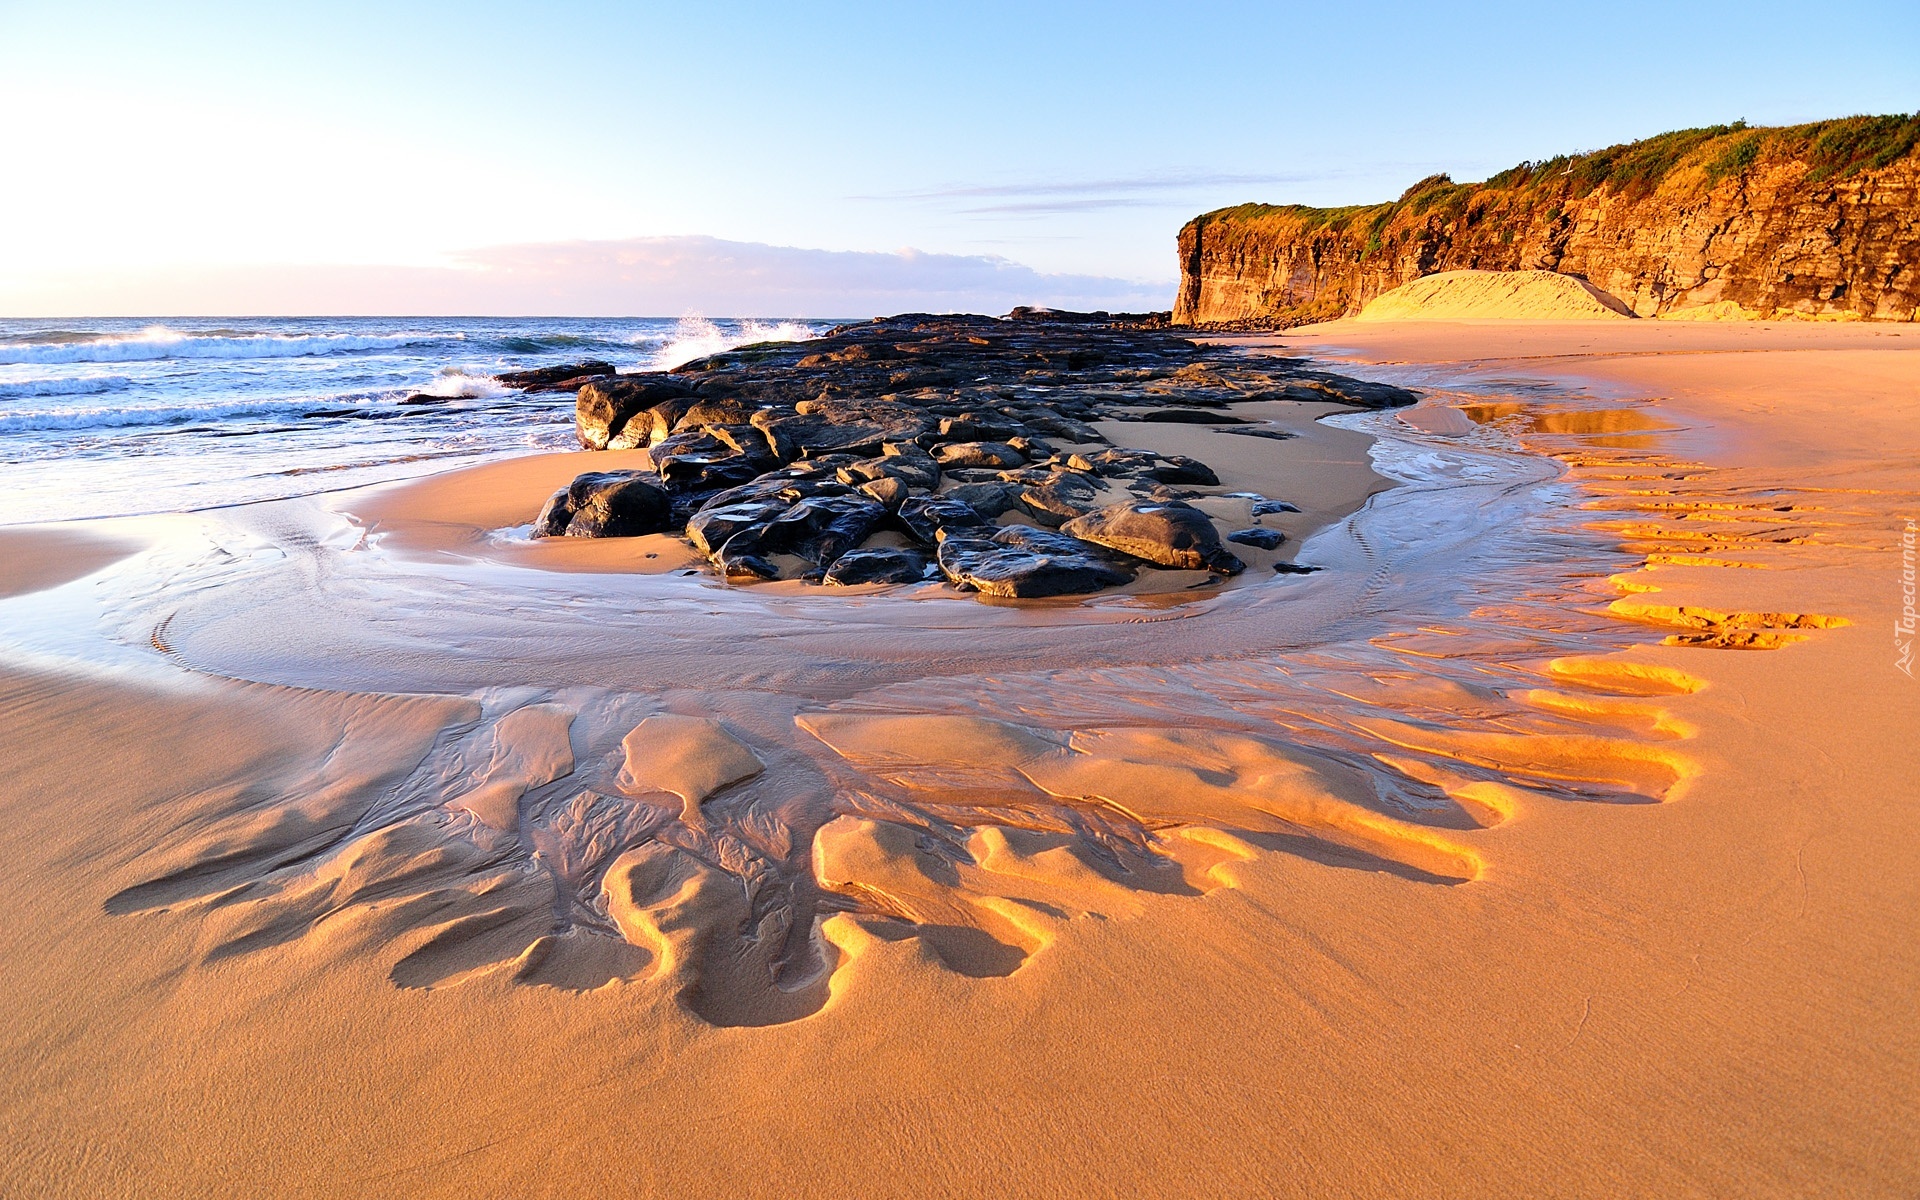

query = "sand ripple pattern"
[86,373,1870,1027]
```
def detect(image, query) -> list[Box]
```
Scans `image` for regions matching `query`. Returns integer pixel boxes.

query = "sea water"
[0,315,828,525]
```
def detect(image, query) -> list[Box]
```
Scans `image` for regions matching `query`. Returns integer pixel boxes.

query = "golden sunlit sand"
[1355,268,1636,321]
[0,320,1914,1196]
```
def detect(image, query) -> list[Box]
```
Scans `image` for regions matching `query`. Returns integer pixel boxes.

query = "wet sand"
[0,322,1914,1197]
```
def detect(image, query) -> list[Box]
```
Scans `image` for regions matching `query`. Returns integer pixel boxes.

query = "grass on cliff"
[1189,112,1920,241]
[1491,113,1920,198]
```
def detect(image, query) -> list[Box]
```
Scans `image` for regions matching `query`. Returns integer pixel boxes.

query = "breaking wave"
[641,316,814,372]
[0,374,134,399]
[0,397,342,433]
[0,326,448,366]
[411,367,516,400]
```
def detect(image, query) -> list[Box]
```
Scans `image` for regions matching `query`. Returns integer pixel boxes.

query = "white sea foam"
[0,396,356,434]
[0,326,442,366]
[411,367,515,399]
[0,374,134,399]
[640,316,814,372]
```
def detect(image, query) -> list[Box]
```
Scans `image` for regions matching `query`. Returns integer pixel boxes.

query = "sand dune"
[0,320,1914,1196]
[1356,268,1636,321]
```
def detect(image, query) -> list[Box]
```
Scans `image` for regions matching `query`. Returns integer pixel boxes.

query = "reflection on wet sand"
[0,369,1808,1028]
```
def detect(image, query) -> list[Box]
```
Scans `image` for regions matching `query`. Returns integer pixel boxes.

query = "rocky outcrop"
[1061,500,1245,574]
[525,311,1417,599]
[535,471,673,538]
[1174,115,1920,324]
[497,360,617,392]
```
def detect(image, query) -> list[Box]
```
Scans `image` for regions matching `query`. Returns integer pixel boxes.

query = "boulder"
[534,489,573,538]
[858,476,908,510]
[938,414,1020,441]
[822,547,937,586]
[753,410,924,461]
[647,429,770,492]
[534,471,673,539]
[941,481,1024,520]
[931,441,1026,469]
[895,495,992,543]
[610,396,697,450]
[675,397,760,430]
[796,396,927,427]
[1304,377,1419,409]
[935,526,1135,598]
[1077,448,1155,477]
[688,496,800,557]
[877,443,942,489]
[839,446,941,492]
[1138,408,1249,424]
[712,494,889,580]
[575,377,692,450]
[1226,527,1286,550]
[748,397,930,461]
[1143,454,1220,486]
[1021,411,1105,443]
[696,474,853,516]
[1062,500,1244,573]
[1017,471,1105,527]
[705,423,778,461]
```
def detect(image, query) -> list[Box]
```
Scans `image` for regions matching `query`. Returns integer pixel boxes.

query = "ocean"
[0,315,830,526]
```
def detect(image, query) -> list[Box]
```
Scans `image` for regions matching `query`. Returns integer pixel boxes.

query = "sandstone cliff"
[1173,115,1920,325]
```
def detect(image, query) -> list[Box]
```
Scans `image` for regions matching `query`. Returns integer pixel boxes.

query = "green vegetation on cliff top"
[1189,113,1920,237]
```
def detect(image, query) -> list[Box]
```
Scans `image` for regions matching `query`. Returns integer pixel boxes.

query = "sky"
[2,0,1915,317]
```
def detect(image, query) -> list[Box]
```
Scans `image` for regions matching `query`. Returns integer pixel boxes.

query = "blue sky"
[2,1,1915,315]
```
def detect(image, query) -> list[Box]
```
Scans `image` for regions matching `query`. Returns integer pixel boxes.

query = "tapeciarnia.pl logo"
[1898,518,1916,678]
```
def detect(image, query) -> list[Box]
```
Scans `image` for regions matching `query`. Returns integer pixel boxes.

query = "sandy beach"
[1,319,1914,1198]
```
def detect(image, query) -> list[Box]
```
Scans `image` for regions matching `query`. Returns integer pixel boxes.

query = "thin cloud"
[855,165,1452,211]
[879,172,1330,201]
[3,236,1177,318]
[955,197,1169,215]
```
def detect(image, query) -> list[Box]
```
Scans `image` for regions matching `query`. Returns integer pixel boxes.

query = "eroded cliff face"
[1174,117,1920,324]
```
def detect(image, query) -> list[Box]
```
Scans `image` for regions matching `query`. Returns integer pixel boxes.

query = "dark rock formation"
[535,471,673,539]
[1175,115,1920,325]
[710,494,889,580]
[895,495,993,543]
[497,360,617,392]
[531,310,1413,599]
[822,546,938,586]
[935,527,1135,598]
[1017,471,1105,527]
[575,377,696,450]
[931,441,1027,469]
[1138,409,1250,424]
[1227,527,1286,550]
[1062,500,1245,574]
